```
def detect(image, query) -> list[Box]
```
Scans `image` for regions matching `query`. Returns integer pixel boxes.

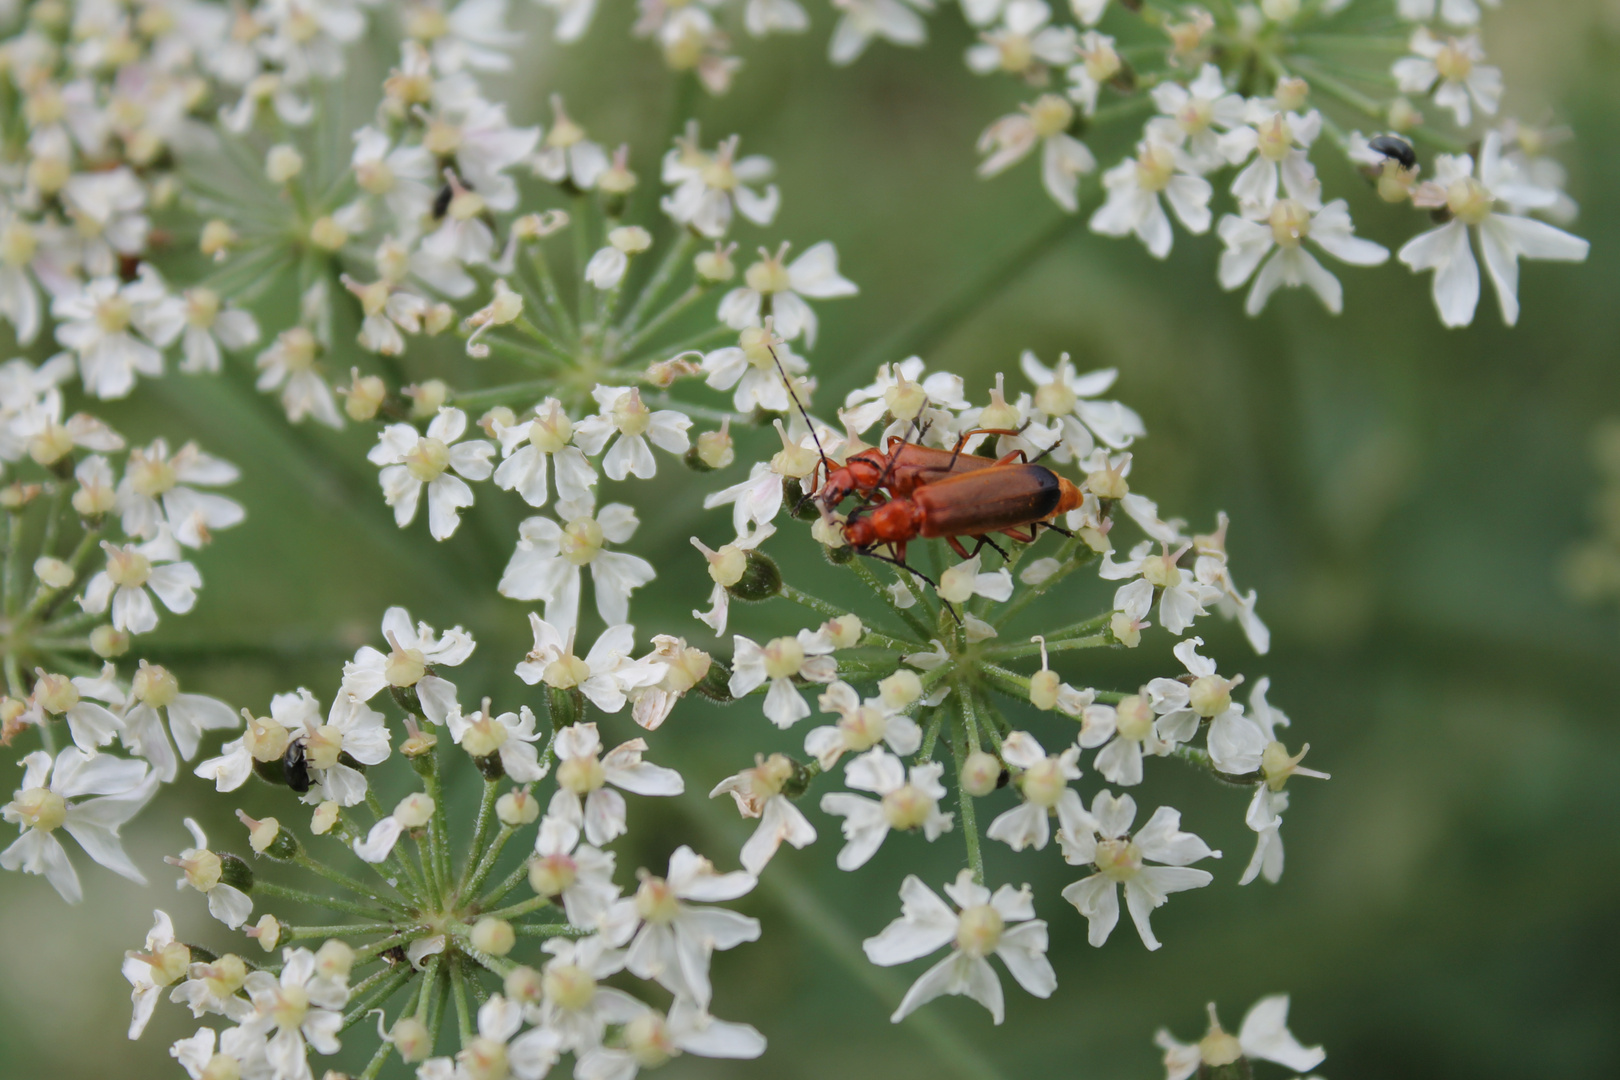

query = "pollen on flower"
[955,903,1005,959]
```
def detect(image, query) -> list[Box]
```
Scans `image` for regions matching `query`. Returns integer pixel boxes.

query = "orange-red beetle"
[816,428,1031,510]
[842,462,1082,563]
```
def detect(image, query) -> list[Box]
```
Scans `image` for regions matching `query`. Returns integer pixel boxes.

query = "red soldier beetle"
[815,427,1036,511]
[842,463,1083,565]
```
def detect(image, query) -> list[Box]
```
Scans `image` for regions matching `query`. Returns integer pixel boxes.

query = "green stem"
[456,779,502,899]
[845,558,935,642]
[618,231,697,338]
[450,956,474,1045]
[480,894,551,922]
[951,705,985,886]
[292,852,412,914]
[618,283,706,357]
[917,707,946,762]
[255,881,399,921]
[528,241,578,340]
[512,922,590,938]
[451,379,556,411]
[284,922,399,940]
[341,964,414,1030]
[993,539,1091,628]
[476,858,534,910]
[461,824,516,901]
[984,633,1111,661]
[779,584,918,652]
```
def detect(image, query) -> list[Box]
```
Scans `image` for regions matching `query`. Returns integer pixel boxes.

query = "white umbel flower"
[575,997,766,1080]
[122,909,189,1039]
[1157,996,1326,1080]
[531,813,620,927]
[863,870,1056,1024]
[977,94,1095,213]
[499,500,656,634]
[710,753,818,874]
[515,617,665,713]
[828,0,934,66]
[728,629,840,728]
[52,274,170,399]
[1059,790,1218,950]
[444,700,546,783]
[1399,132,1589,327]
[601,845,760,1010]
[79,529,202,635]
[115,438,244,548]
[2,747,156,903]
[167,818,253,929]
[493,397,598,508]
[1398,0,1496,24]
[986,730,1086,852]
[661,126,779,238]
[820,748,952,870]
[241,946,349,1078]
[1090,138,1212,258]
[718,241,857,348]
[1392,29,1502,128]
[573,385,692,481]
[1149,64,1249,174]
[369,407,496,540]
[1148,638,1266,772]
[341,605,473,721]
[803,679,922,769]
[548,722,684,847]
[1217,198,1389,315]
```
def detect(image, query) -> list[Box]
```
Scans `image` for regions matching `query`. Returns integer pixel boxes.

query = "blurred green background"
[3,2,1618,1077]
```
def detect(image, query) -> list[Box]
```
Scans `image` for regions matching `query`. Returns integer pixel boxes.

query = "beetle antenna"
[766,340,833,494]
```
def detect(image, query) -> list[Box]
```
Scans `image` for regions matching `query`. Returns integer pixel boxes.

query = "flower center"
[839,704,887,751]
[29,424,74,466]
[1034,379,1077,418]
[1199,1028,1243,1067]
[1256,114,1294,162]
[95,294,132,333]
[625,1011,677,1068]
[1268,198,1311,248]
[106,546,153,589]
[1435,41,1473,82]
[304,724,343,770]
[610,390,652,437]
[406,437,451,483]
[129,452,178,498]
[556,753,605,795]
[134,940,193,986]
[996,33,1035,74]
[528,411,572,454]
[882,784,934,831]
[133,663,180,708]
[462,714,509,759]
[405,5,450,40]
[543,654,592,690]
[884,377,929,422]
[700,155,737,191]
[954,903,1005,959]
[542,963,596,1012]
[634,875,682,924]
[1135,143,1177,192]
[761,637,805,681]
[245,716,291,762]
[1019,756,1067,809]
[34,673,79,715]
[1188,675,1231,718]
[1116,694,1155,741]
[744,257,791,295]
[1095,837,1143,881]
[560,517,604,566]
[1142,552,1182,589]
[175,847,223,891]
[528,852,578,896]
[184,287,221,328]
[11,788,66,832]
[461,1036,509,1080]
[1028,93,1073,138]
[386,646,427,687]
[423,119,462,156]
[1177,97,1214,135]
[269,984,309,1032]
[356,157,395,194]
[1446,176,1494,226]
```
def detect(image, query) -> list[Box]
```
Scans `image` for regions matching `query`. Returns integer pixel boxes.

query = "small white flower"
[820,748,952,869]
[1157,996,1326,1080]
[531,813,620,927]
[728,629,840,728]
[499,499,656,634]
[516,616,665,712]
[177,288,261,374]
[549,722,684,847]
[602,845,760,1010]
[75,661,239,783]
[937,554,1014,606]
[1399,132,1589,327]
[966,2,1075,81]
[351,125,436,227]
[1101,540,1222,638]
[804,679,921,770]
[710,753,818,874]
[702,326,808,414]
[116,438,244,548]
[986,730,1087,852]
[283,690,393,807]
[241,946,349,1074]
[526,935,635,1057]
[533,94,609,190]
[493,397,598,508]
[977,94,1096,214]
[661,125,780,238]
[1090,138,1213,259]
[1146,637,1265,771]
[122,910,190,1039]
[1398,0,1496,24]
[863,869,1056,1024]
[167,817,254,929]
[1058,790,1218,950]
[52,274,170,400]
[1224,109,1323,215]
[433,993,559,1080]
[718,240,857,348]
[841,354,969,441]
[1019,351,1145,458]
[2,748,155,903]
[444,699,545,783]
[1191,513,1270,655]
[1240,679,1328,886]
[79,529,202,635]
[255,327,343,428]
[369,407,496,540]
[828,0,935,67]
[1393,28,1502,127]
[341,605,473,720]
[573,385,692,481]
[691,520,777,635]
[1148,64,1249,174]
[575,997,767,1079]
[353,792,435,863]
[1217,197,1389,316]
[169,1027,270,1080]
[1087,693,1168,786]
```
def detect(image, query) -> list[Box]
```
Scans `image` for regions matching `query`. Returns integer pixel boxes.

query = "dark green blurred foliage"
[2,3,1617,1078]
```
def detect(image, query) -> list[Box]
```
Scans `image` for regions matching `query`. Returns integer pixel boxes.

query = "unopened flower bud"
[821,614,862,650]
[407,380,449,419]
[90,625,129,658]
[309,216,348,250]
[315,939,355,980]
[692,425,735,470]
[960,750,1002,797]
[246,914,281,952]
[33,556,73,589]
[391,1016,432,1062]
[310,801,340,835]
[504,965,544,1004]
[470,917,515,956]
[878,670,922,710]
[265,144,304,184]
[1029,668,1061,711]
[342,370,388,422]
[496,788,539,826]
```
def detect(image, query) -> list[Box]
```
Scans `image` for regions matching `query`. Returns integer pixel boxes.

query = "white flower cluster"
[123,605,767,1080]
[532,0,1587,328]
[689,351,1326,1022]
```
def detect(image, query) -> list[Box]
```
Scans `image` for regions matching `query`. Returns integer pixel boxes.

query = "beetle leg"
[946,535,971,560]
[999,528,1037,544]
[1039,521,1075,539]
